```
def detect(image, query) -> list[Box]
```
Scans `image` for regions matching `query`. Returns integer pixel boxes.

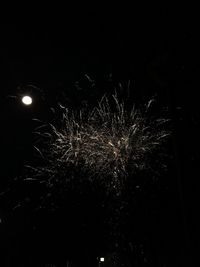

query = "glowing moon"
[22,95,32,105]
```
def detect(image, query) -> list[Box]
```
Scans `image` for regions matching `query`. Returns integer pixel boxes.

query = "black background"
[0,7,199,266]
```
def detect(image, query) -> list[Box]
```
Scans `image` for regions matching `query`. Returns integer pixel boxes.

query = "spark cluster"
[29,94,169,197]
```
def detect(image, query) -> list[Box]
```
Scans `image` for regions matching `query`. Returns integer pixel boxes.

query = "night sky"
[0,8,200,267]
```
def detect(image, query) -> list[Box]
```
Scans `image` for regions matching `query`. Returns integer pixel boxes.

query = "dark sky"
[0,8,200,266]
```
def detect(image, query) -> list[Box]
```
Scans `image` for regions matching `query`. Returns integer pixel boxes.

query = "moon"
[22,95,33,105]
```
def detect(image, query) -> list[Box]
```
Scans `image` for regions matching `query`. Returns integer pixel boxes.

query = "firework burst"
[28,94,170,199]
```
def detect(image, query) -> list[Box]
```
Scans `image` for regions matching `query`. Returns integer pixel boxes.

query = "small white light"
[100,257,105,262]
[22,95,32,105]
